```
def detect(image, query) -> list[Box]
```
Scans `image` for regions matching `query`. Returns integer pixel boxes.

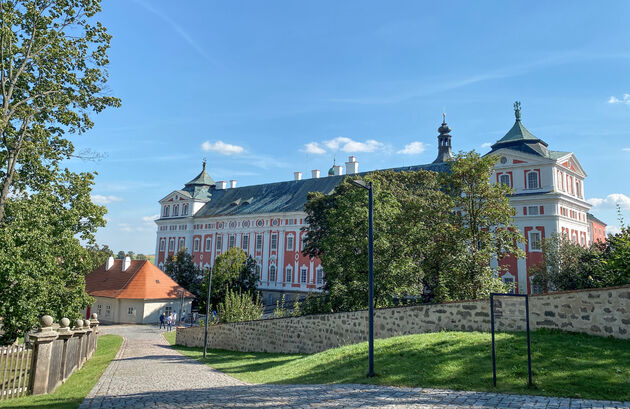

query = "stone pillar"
[83,319,92,361]
[72,319,87,368]
[29,316,59,395]
[90,313,100,356]
[57,318,74,382]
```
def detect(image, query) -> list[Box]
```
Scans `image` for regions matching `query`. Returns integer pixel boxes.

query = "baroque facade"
[154,103,605,299]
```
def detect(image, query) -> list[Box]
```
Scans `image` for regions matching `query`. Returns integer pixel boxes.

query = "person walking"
[172,311,177,326]
[159,312,166,330]
[166,313,173,332]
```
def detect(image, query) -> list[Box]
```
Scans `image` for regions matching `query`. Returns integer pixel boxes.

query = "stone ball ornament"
[91,313,98,320]
[83,319,91,327]
[75,319,84,329]
[40,315,54,327]
[60,317,70,328]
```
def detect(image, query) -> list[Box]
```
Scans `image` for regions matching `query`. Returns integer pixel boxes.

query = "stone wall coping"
[529,284,630,297]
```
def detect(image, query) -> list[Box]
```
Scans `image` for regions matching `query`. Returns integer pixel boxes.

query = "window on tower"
[163,206,170,217]
[529,231,542,251]
[499,174,511,187]
[526,171,539,190]
[173,205,179,216]
[182,204,189,215]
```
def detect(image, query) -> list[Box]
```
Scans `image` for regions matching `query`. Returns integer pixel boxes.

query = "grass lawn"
[0,334,123,409]
[164,330,630,401]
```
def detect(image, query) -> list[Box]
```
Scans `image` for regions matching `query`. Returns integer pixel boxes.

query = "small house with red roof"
[84,257,195,324]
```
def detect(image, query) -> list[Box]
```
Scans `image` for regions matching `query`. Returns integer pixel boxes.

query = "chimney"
[216,181,227,190]
[294,171,302,181]
[311,169,320,179]
[105,256,115,271]
[345,156,358,175]
[333,165,343,176]
[122,256,131,272]
[229,180,237,188]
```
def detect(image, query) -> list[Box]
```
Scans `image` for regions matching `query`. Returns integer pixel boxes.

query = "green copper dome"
[328,166,335,176]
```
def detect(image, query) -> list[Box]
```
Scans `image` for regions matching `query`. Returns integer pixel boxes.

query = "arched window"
[182,204,189,215]
[205,237,212,252]
[300,267,308,283]
[168,239,174,252]
[193,238,200,252]
[173,205,179,216]
[316,267,323,285]
[527,171,539,190]
[159,239,165,251]
[163,206,170,217]
[269,265,276,282]
[178,238,185,251]
[286,234,294,251]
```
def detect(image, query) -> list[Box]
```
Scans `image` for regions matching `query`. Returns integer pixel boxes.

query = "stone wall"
[176,285,630,354]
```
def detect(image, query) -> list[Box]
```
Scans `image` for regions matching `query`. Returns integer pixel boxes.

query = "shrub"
[217,288,263,323]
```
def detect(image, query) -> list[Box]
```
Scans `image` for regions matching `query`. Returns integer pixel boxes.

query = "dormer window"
[173,204,179,217]
[526,171,539,189]
[182,204,189,215]
[163,206,170,217]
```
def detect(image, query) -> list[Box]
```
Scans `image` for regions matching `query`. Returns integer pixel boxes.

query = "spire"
[432,114,453,163]
[202,158,207,171]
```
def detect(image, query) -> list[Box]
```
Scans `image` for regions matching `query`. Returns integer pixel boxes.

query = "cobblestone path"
[80,325,629,409]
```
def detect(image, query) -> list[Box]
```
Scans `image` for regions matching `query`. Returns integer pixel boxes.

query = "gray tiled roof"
[193,162,449,218]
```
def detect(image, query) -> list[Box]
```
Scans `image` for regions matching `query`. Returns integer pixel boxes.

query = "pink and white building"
[154,103,605,298]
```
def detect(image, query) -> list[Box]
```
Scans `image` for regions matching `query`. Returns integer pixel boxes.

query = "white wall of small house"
[88,297,193,324]
[143,299,193,324]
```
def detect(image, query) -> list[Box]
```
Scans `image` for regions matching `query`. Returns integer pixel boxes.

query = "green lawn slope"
[165,330,630,401]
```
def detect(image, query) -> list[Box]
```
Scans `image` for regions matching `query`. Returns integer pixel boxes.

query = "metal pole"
[368,181,374,378]
[180,290,184,326]
[490,294,496,387]
[203,267,213,358]
[525,295,532,386]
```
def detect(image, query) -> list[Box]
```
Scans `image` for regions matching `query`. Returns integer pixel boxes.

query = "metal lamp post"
[203,266,213,358]
[349,179,374,377]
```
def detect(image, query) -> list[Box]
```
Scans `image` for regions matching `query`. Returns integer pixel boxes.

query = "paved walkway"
[80,325,629,409]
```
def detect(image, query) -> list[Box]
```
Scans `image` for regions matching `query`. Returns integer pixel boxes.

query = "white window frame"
[286,235,294,251]
[173,204,179,216]
[527,206,539,216]
[228,235,236,249]
[182,204,188,215]
[168,238,175,252]
[127,307,134,315]
[178,238,185,251]
[256,234,263,250]
[271,233,278,250]
[216,235,222,250]
[316,267,323,285]
[269,265,276,282]
[205,237,212,252]
[193,238,200,252]
[300,267,307,283]
[529,231,542,252]
[242,235,249,250]
[163,206,170,217]
[526,171,539,190]
[285,266,293,282]
[499,174,511,187]
[159,239,165,251]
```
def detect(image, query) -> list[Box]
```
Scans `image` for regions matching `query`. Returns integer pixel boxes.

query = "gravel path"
[79,325,629,408]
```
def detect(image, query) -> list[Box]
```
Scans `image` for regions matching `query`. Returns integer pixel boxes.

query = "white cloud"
[481,142,492,148]
[201,140,244,155]
[323,137,384,153]
[142,214,159,223]
[397,141,428,155]
[587,193,630,210]
[606,225,622,236]
[622,148,630,152]
[118,223,133,233]
[92,195,123,205]
[608,94,630,105]
[303,142,326,155]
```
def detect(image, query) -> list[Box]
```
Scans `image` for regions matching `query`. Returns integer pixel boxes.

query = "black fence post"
[490,293,496,387]
[525,295,532,386]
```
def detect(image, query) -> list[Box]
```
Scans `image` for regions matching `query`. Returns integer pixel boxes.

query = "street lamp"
[348,179,375,377]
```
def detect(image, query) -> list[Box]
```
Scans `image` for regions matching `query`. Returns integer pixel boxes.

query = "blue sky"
[73,1,630,254]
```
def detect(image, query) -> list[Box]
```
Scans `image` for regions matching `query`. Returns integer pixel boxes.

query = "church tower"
[433,114,453,163]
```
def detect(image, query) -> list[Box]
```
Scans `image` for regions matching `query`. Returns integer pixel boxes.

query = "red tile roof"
[85,260,195,299]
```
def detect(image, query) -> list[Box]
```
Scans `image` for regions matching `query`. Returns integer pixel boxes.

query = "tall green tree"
[0,0,120,223]
[439,152,524,300]
[164,249,202,298]
[199,247,258,312]
[0,172,105,343]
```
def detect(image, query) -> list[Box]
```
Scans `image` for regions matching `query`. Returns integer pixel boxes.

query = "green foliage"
[273,294,288,318]
[0,0,121,222]
[164,249,202,298]
[0,172,104,344]
[85,244,113,271]
[439,152,524,300]
[199,247,259,312]
[303,152,520,310]
[601,211,630,286]
[291,296,301,317]
[217,288,263,323]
